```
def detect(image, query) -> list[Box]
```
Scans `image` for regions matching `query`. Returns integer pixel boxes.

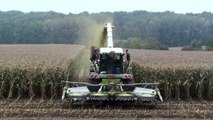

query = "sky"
[0,0,213,14]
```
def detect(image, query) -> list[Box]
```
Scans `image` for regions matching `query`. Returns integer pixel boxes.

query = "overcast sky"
[1,0,213,14]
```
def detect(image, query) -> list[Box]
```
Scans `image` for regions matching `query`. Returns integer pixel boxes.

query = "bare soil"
[0,100,212,119]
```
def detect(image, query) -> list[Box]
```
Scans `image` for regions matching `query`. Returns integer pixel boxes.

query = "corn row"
[0,52,212,101]
[133,63,213,100]
[0,49,86,100]
[0,66,74,99]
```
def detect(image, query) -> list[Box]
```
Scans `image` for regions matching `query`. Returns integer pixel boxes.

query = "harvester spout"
[105,23,114,48]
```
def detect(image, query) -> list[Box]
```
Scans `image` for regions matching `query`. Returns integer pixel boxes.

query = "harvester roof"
[99,48,123,54]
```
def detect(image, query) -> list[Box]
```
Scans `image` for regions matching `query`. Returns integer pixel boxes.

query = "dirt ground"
[0,100,212,119]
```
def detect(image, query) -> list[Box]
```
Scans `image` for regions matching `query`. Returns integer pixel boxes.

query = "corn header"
[62,23,163,106]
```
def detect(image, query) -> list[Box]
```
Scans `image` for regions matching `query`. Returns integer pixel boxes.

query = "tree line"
[1,10,213,47]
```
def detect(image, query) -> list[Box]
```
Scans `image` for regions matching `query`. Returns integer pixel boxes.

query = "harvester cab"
[62,23,163,106]
[89,47,133,84]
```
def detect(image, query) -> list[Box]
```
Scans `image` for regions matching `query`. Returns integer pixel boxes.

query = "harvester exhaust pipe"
[104,23,114,48]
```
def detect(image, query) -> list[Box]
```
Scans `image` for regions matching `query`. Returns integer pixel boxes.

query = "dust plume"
[71,16,112,81]
[99,27,107,47]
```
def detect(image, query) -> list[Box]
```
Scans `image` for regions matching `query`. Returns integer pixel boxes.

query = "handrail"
[62,81,159,87]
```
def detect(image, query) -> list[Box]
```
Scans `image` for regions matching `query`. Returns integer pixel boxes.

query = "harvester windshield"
[99,53,123,74]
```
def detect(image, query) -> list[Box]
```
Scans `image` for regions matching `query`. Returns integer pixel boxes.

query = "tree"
[191,39,202,48]
[1,10,213,46]
[207,36,213,50]
[182,39,203,51]
[126,38,143,49]
[114,38,143,49]
[207,37,213,47]
[142,38,168,50]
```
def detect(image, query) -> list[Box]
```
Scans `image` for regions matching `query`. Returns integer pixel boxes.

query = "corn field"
[133,64,213,100]
[131,48,213,100]
[0,44,83,68]
[130,48,213,68]
[0,45,212,100]
[0,44,83,99]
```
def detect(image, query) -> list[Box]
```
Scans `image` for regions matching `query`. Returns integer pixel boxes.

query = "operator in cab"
[90,47,98,63]
[125,49,131,63]
[124,49,131,73]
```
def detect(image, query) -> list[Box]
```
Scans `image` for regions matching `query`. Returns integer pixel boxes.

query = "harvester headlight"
[86,97,90,100]
[152,91,156,94]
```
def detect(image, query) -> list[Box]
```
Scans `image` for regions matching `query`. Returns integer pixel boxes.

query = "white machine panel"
[100,47,123,54]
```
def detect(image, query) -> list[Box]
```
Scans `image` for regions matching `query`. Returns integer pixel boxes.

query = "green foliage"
[207,36,213,50]
[191,39,202,48]
[1,11,213,47]
[126,38,143,49]
[208,37,213,47]
[142,38,168,50]
[115,38,143,49]
[115,38,168,50]
[182,39,203,51]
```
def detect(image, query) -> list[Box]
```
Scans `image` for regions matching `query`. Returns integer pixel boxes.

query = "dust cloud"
[71,16,112,81]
